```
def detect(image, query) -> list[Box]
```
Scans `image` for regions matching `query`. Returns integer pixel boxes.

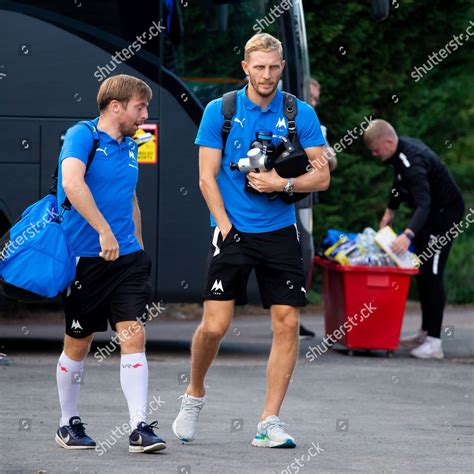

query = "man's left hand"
[391,234,411,254]
[247,169,286,193]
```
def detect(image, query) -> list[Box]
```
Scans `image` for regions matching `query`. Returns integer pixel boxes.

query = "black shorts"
[63,250,152,338]
[203,224,307,309]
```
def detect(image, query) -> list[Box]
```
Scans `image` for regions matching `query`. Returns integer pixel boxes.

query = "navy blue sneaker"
[55,416,96,449]
[129,421,166,453]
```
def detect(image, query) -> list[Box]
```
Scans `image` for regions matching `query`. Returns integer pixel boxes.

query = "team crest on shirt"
[274,117,288,139]
[128,148,138,169]
[276,117,287,129]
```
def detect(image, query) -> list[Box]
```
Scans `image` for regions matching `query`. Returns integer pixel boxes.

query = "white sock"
[120,353,148,429]
[57,351,84,426]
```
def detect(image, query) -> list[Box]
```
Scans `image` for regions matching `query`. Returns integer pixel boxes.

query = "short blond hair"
[363,119,398,145]
[244,33,283,62]
[97,74,152,111]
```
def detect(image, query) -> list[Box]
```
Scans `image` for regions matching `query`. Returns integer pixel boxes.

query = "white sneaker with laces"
[172,393,206,442]
[400,329,428,348]
[251,415,296,448]
[410,336,444,359]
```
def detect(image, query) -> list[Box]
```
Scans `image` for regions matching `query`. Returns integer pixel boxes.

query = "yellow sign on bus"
[133,123,158,164]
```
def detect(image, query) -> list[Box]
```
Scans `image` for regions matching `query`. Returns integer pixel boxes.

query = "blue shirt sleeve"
[59,123,95,165]
[195,98,224,150]
[296,101,326,149]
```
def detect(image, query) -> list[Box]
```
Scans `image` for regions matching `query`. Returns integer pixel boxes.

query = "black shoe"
[55,416,96,449]
[129,421,167,453]
[299,324,315,340]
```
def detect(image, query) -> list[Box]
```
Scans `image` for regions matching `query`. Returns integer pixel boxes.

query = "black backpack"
[220,90,310,204]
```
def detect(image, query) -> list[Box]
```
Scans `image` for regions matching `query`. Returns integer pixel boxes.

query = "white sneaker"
[251,416,296,448]
[172,393,206,442]
[410,336,444,359]
[400,329,428,348]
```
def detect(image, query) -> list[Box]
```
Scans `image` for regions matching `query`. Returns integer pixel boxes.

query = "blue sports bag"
[0,121,99,302]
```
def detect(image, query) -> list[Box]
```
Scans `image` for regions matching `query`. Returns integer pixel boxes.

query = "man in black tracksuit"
[364,119,465,359]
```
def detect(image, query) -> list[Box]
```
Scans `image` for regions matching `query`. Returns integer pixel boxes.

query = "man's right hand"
[99,229,119,261]
[220,222,233,240]
[379,209,395,229]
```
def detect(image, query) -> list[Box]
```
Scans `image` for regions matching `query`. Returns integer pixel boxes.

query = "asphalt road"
[1,306,473,473]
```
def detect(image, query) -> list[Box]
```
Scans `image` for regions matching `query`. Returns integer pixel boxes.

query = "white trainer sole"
[55,433,95,450]
[251,437,296,448]
[410,351,444,360]
[129,442,166,453]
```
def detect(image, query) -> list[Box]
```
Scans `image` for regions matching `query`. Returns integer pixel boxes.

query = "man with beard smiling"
[172,34,329,448]
[54,74,166,453]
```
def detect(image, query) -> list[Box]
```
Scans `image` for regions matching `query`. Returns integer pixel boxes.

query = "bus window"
[174,0,279,106]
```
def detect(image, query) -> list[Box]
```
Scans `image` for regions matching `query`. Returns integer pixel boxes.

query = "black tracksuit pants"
[413,199,465,338]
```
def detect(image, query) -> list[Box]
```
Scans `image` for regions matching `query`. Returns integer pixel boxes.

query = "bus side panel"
[0,118,41,230]
[0,9,161,118]
[0,163,40,225]
[156,88,209,302]
[40,120,77,197]
[135,132,159,297]
[0,120,40,164]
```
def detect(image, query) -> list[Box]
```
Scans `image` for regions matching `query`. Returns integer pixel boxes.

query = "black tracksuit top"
[385,136,463,234]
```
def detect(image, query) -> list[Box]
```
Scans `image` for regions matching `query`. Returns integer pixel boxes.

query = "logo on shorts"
[122,363,143,369]
[211,279,224,294]
[71,320,83,331]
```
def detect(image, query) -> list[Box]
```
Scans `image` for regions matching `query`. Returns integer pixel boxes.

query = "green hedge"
[305,0,474,303]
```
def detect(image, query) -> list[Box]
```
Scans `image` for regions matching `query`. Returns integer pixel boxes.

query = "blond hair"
[244,33,283,62]
[363,119,398,145]
[97,74,152,111]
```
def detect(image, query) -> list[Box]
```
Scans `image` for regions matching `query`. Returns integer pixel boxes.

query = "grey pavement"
[0,304,473,473]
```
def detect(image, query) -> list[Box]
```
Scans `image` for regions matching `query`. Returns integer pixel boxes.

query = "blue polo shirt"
[57,118,141,257]
[195,86,325,233]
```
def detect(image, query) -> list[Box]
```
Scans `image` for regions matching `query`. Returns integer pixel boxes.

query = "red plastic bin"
[314,257,418,353]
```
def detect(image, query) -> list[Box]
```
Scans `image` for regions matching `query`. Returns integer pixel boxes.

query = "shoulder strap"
[282,91,298,142]
[51,120,100,215]
[77,121,100,175]
[221,90,238,152]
